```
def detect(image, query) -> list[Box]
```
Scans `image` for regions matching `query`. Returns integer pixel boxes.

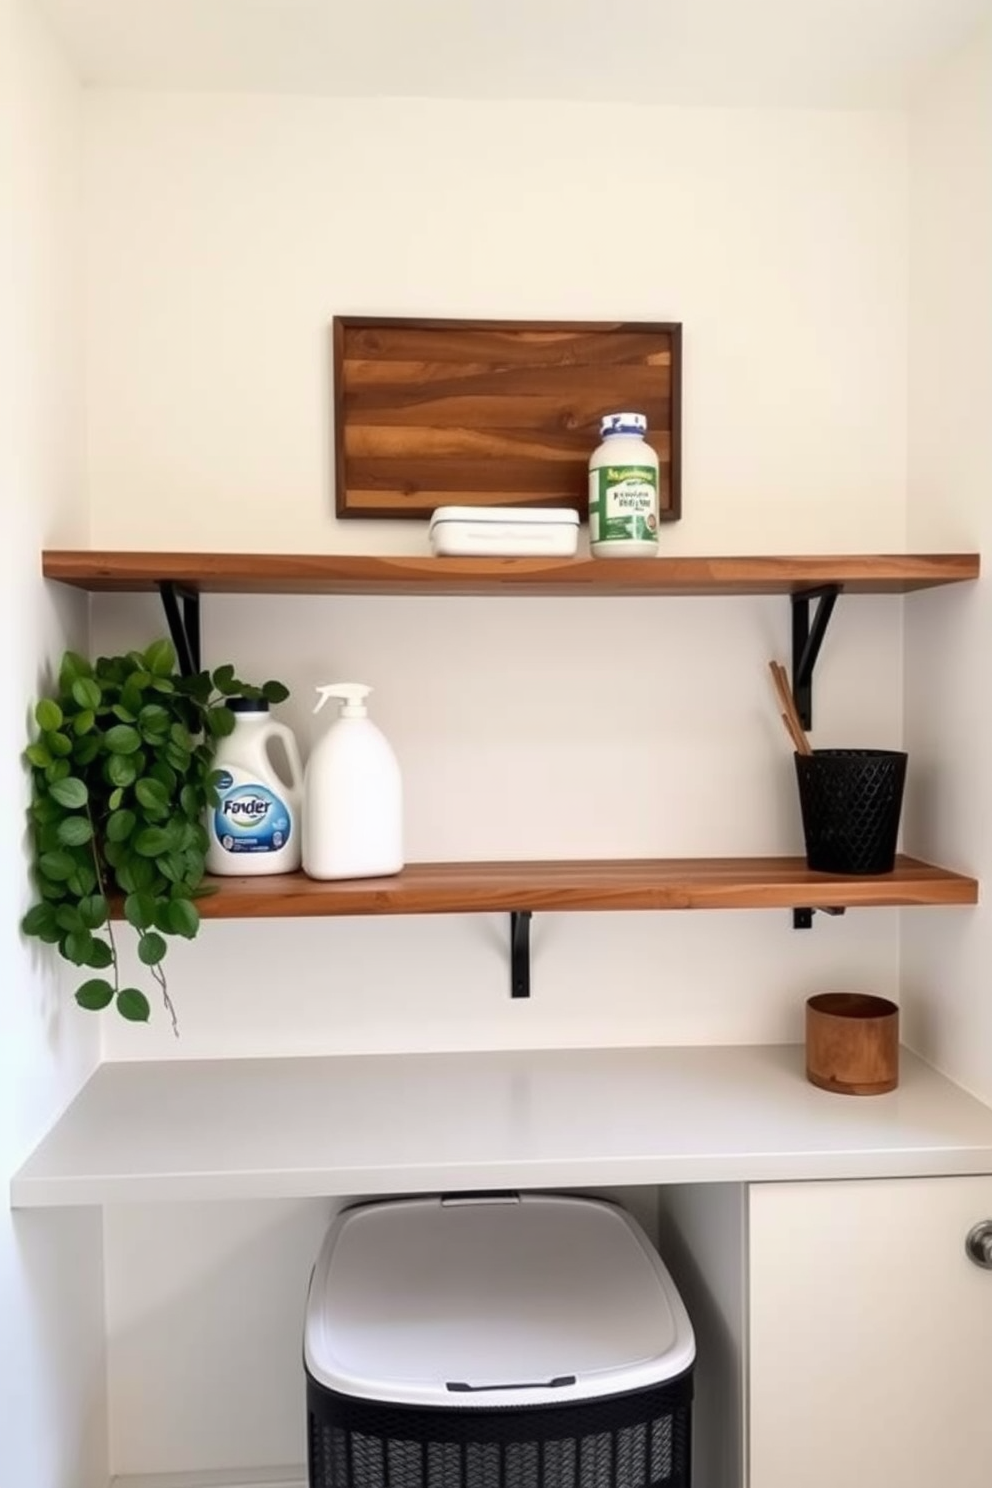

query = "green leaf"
[103,838,129,868]
[75,978,115,1011]
[106,808,137,843]
[62,928,94,965]
[21,902,57,938]
[39,879,67,901]
[210,663,238,695]
[49,776,89,809]
[144,638,176,677]
[191,882,220,899]
[178,671,212,705]
[171,723,194,751]
[179,784,200,817]
[73,735,101,767]
[37,820,63,853]
[150,677,175,695]
[164,898,200,939]
[117,855,155,893]
[139,703,171,733]
[116,987,151,1022]
[72,708,96,736]
[55,904,84,933]
[135,777,171,815]
[137,931,167,966]
[105,724,142,755]
[56,815,93,847]
[45,758,71,784]
[83,938,114,969]
[66,863,97,898]
[25,743,53,769]
[106,753,138,788]
[59,651,92,691]
[35,699,63,731]
[163,742,192,774]
[45,730,73,758]
[148,759,178,794]
[262,679,290,705]
[124,891,157,930]
[108,787,124,811]
[31,797,61,826]
[111,703,137,723]
[133,826,173,858]
[71,677,102,711]
[206,706,236,738]
[38,850,76,882]
[95,654,124,686]
[78,894,108,929]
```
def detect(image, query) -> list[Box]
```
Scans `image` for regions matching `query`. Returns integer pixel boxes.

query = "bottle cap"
[600,412,648,437]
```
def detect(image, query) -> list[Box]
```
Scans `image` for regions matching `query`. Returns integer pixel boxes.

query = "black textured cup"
[794,749,908,875]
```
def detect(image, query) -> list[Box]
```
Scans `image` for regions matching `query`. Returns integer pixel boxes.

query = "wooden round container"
[805,993,899,1095]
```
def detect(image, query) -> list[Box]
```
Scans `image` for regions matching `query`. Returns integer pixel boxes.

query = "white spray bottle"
[302,683,404,880]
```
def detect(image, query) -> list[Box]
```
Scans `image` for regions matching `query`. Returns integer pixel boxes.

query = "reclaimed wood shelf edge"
[41,551,981,595]
[139,856,978,920]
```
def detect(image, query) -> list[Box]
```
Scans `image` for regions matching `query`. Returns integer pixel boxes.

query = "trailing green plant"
[21,639,289,1032]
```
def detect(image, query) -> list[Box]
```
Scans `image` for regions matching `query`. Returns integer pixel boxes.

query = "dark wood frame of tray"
[331,316,682,521]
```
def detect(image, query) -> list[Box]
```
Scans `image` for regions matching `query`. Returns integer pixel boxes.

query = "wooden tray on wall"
[332,316,681,521]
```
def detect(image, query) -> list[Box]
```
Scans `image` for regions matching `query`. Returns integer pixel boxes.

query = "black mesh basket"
[307,1374,693,1488]
[794,748,908,874]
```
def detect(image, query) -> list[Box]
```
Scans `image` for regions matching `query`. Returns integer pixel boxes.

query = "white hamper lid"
[304,1194,695,1407]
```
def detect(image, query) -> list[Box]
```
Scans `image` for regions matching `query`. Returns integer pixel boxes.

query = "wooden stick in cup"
[780,711,808,755]
[768,660,812,755]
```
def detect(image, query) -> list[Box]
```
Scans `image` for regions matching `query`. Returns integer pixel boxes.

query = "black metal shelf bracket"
[793,906,847,930]
[158,582,202,676]
[791,585,841,730]
[510,911,532,998]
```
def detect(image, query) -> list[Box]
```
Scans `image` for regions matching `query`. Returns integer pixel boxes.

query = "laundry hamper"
[304,1194,696,1488]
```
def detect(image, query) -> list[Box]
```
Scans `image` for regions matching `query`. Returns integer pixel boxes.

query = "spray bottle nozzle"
[313,683,372,718]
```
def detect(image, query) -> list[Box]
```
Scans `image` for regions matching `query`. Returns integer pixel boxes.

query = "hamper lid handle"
[446,1374,577,1392]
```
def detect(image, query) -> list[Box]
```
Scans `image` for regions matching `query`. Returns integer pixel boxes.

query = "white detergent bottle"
[206,698,304,876]
[303,683,404,880]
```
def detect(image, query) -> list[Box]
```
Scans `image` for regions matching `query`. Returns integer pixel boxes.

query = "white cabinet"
[749,1176,992,1488]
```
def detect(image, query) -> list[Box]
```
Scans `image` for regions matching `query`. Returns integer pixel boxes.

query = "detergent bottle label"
[212,769,292,855]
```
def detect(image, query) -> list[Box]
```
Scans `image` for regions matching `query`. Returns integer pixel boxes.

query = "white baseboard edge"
[110,1469,306,1488]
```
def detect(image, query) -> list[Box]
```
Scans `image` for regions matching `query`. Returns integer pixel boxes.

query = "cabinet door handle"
[965,1221,992,1269]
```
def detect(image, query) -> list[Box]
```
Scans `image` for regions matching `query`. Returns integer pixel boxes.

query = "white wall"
[902,20,992,1099]
[81,91,916,1474]
[0,3,106,1485]
[84,95,909,557]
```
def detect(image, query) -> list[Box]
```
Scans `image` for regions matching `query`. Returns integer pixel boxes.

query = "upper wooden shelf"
[174,856,976,920]
[42,551,980,597]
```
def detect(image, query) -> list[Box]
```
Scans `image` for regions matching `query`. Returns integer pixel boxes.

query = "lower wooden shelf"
[12,1044,992,1208]
[170,855,977,919]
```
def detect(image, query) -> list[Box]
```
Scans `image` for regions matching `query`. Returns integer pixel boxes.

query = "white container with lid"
[302,683,403,881]
[588,412,660,558]
[429,506,579,557]
[304,1193,695,1408]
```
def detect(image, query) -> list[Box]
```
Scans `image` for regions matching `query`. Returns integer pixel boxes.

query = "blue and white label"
[214,781,291,855]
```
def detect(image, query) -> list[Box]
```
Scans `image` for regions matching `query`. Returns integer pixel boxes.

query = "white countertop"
[12,1044,992,1208]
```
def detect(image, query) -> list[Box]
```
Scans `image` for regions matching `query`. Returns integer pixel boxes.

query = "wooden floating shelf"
[142,856,978,921]
[42,551,980,597]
